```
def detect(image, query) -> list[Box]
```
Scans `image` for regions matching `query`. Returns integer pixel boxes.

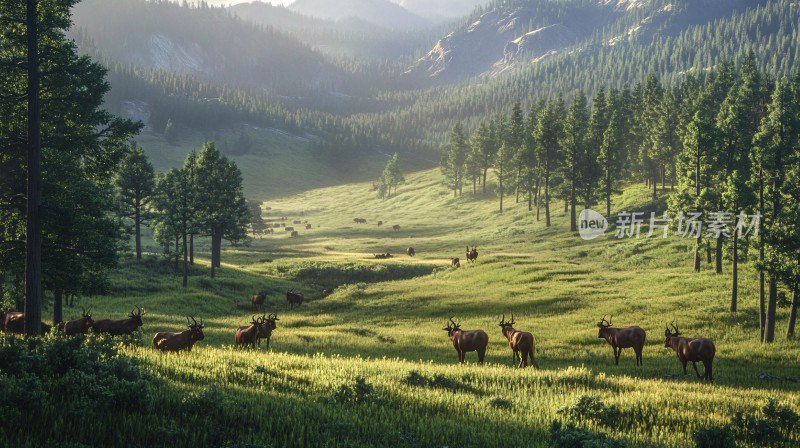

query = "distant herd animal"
[286,289,305,308]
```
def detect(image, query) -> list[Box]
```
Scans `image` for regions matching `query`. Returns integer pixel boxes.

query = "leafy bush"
[549,420,627,448]
[0,334,152,444]
[693,426,736,448]
[557,395,621,428]
[333,376,378,405]
[731,398,799,446]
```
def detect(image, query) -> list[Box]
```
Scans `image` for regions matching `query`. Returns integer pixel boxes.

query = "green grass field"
[18,169,800,447]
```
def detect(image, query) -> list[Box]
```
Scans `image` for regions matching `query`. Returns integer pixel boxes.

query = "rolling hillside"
[47,168,800,447]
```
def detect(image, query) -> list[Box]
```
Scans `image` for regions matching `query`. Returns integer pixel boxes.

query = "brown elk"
[442,317,488,364]
[305,223,312,230]
[251,292,266,311]
[153,316,205,352]
[406,247,415,257]
[259,313,279,349]
[392,224,400,231]
[374,253,392,259]
[1,310,24,331]
[293,220,301,224]
[235,315,270,348]
[664,321,715,382]
[92,306,146,336]
[3,314,51,335]
[377,221,383,226]
[451,258,460,267]
[285,226,295,232]
[290,230,299,238]
[62,308,95,336]
[498,314,539,369]
[466,246,478,263]
[286,290,304,308]
[597,315,646,366]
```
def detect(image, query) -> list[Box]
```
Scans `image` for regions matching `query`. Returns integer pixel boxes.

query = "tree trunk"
[174,236,180,271]
[544,162,551,227]
[182,232,188,288]
[765,277,777,343]
[482,168,488,193]
[24,0,43,337]
[212,228,223,269]
[652,168,657,200]
[53,289,63,326]
[473,177,476,194]
[499,179,504,213]
[787,287,798,339]
[693,234,701,272]
[706,241,712,264]
[606,171,612,218]
[534,178,540,221]
[715,237,723,274]
[570,172,577,232]
[528,191,532,211]
[564,199,568,214]
[759,168,766,340]
[661,165,666,193]
[515,167,521,203]
[190,234,194,265]
[730,232,738,312]
[134,205,142,259]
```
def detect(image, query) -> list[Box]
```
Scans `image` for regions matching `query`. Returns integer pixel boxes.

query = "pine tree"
[564,91,589,230]
[598,111,624,218]
[116,143,155,260]
[493,142,514,213]
[441,123,469,197]
[533,98,565,227]
[194,142,250,278]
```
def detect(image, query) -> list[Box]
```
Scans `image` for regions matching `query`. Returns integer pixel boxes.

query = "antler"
[598,315,612,328]
[186,316,192,328]
[510,313,515,326]
[499,313,505,325]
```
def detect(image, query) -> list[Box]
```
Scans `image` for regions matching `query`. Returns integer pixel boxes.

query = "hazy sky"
[203,1,294,5]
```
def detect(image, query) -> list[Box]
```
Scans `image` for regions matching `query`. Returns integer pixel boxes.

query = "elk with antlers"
[1,310,24,332]
[235,315,270,348]
[466,246,478,263]
[286,290,304,308]
[153,316,205,352]
[498,314,539,369]
[442,317,488,364]
[259,313,279,349]
[251,292,266,312]
[62,309,95,336]
[664,321,715,382]
[597,315,646,366]
[406,247,415,257]
[92,306,146,336]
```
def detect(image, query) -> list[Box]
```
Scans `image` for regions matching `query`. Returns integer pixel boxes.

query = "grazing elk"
[305,223,312,230]
[1,310,24,331]
[293,220,301,224]
[466,246,478,263]
[392,224,400,231]
[451,258,460,267]
[498,314,539,369]
[63,308,95,336]
[92,306,146,336]
[374,253,392,259]
[285,226,295,232]
[443,317,488,364]
[235,315,270,348]
[153,316,205,352]
[259,313,279,349]
[290,231,299,238]
[597,315,646,366]
[406,247,415,257]
[286,290,304,308]
[664,321,715,382]
[3,314,51,335]
[251,292,266,311]
[377,221,383,226]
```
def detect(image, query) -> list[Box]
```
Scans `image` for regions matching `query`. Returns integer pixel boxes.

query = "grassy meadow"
[9,169,800,447]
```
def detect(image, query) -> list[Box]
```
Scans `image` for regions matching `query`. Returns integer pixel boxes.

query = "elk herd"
[1,301,717,382]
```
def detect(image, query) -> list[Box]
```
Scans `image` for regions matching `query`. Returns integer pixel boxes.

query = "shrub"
[549,420,627,448]
[693,426,736,448]
[557,395,621,428]
[333,376,378,405]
